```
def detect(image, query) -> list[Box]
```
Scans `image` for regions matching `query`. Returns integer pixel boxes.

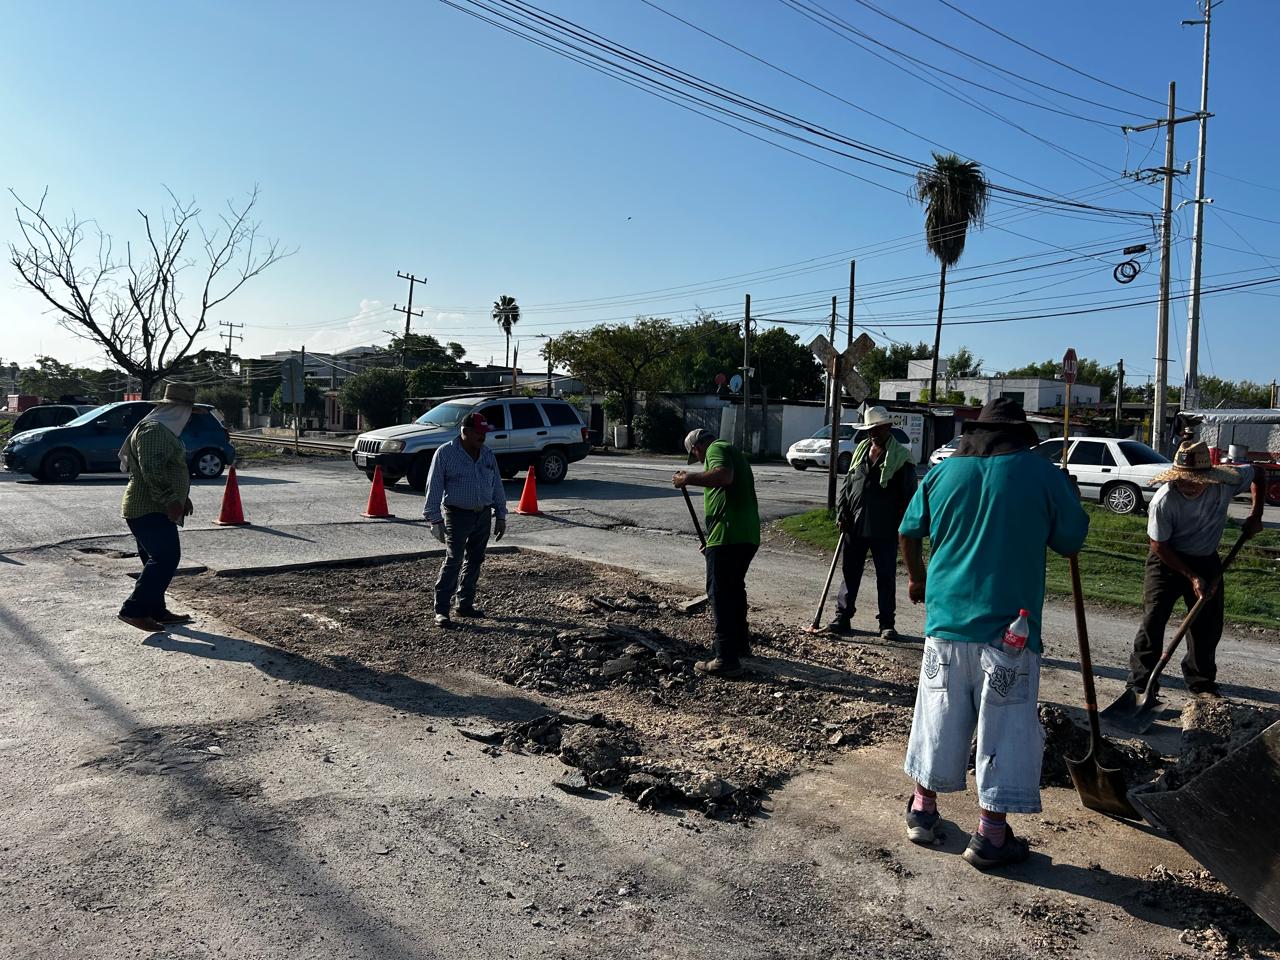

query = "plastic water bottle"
[1002,609,1030,653]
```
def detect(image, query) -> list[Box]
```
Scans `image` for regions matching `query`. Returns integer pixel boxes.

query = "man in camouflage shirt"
[117,382,197,632]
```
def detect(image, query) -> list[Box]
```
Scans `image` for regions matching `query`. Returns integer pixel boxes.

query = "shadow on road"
[1041,655,1280,708]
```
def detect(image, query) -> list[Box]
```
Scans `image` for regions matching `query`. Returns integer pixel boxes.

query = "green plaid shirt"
[121,421,190,522]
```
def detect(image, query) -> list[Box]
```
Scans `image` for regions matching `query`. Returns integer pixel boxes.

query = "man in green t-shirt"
[673,428,760,677]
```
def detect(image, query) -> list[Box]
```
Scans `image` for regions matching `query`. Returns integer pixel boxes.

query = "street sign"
[807,332,875,405]
[1062,347,1078,386]
[279,358,305,404]
[714,372,727,387]
[728,373,743,394]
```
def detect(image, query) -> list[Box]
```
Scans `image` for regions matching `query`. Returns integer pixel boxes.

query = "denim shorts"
[903,637,1044,814]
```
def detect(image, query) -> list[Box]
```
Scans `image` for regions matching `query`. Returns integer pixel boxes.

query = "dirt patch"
[1017,895,1094,955]
[176,553,921,817]
[1037,703,1161,788]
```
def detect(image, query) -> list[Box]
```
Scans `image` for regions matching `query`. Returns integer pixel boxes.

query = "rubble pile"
[1141,865,1279,958]
[1037,704,1159,788]
[499,622,700,696]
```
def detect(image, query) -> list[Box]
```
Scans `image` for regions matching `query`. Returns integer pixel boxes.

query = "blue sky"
[1,0,1276,390]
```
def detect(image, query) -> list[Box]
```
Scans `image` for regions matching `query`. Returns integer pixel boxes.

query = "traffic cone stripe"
[515,465,540,515]
[213,465,250,526]
[361,465,395,519]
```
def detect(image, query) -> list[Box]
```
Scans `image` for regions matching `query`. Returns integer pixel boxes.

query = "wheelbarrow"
[1130,719,1280,934]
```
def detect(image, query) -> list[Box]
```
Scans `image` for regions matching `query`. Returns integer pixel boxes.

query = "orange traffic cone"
[361,465,395,518]
[515,466,540,516]
[213,466,250,526]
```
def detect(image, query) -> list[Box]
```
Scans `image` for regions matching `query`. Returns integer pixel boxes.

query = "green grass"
[776,504,1280,629]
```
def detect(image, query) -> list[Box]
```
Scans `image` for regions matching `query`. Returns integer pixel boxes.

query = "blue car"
[2,401,236,483]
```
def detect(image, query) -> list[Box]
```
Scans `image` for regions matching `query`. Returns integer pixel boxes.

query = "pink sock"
[911,788,937,814]
[978,814,1007,847]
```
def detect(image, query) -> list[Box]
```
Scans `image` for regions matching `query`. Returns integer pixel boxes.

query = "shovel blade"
[1066,753,1141,820]
[1099,688,1137,720]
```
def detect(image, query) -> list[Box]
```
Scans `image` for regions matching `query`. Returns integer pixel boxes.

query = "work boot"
[156,610,194,625]
[904,798,941,845]
[118,613,165,633]
[880,627,898,642]
[455,604,485,619]
[434,613,452,628]
[962,826,1030,870]
[694,657,743,679]
[826,616,852,636]
[1192,683,1222,700]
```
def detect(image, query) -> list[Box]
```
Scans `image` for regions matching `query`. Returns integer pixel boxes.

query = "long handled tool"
[681,487,706,549]
[1065,555,1141,819]
[1100,531,1250,735]
[803,531,846,634]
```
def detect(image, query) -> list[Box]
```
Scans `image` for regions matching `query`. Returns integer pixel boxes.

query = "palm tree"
[492,294,520,370]
[914,154,989,403]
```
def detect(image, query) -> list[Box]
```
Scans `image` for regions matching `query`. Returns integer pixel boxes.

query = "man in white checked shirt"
[423,412,508,627]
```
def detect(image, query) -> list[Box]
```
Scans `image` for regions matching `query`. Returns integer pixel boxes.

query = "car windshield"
[1117,440,1171,465]
[65,402,119,426]
[415,402,473,428]
[810,425,856,440]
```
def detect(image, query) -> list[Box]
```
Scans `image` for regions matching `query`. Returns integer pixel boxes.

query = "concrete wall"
[780,404,826,452]
[879,377,1101,412]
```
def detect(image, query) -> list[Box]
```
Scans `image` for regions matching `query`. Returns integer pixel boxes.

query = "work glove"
[494,517,506,542]
[429,522,446,544]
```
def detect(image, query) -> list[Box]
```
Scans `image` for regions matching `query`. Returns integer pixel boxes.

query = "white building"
[878,359,1101,413]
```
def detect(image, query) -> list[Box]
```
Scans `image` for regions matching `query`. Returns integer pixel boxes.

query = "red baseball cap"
[461,412,495,434]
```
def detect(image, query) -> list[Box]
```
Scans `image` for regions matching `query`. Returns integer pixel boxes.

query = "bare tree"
[9,187,289,397]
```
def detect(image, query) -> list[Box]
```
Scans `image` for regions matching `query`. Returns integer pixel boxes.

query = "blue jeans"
[705,542,757,663]
[835,535,899,629]
[121,513,181,618]
[435,507,492,615]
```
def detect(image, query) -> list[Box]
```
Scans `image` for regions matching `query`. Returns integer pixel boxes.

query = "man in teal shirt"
[898,398,1087,870]
[673,428,760,677]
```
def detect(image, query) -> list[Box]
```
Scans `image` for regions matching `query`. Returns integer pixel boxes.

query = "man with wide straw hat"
[117,382,198,632]
[1124,440,1264,700]
[827,405,916,640]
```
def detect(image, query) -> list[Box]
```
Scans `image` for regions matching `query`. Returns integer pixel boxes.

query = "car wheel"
[407,453,432,492]
[1103,482,1142,515]
[192,449,226,480]
[536,448,568,484]
[41,449,82,483]
[836,452,852,474]
[791,462,807,471]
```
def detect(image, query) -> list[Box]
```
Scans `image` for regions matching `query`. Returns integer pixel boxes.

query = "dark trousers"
[835,535,899,629]
[705,542,757,663]
[1127,550,1224,694]
[121,512,181,618]
[435,507,492,615]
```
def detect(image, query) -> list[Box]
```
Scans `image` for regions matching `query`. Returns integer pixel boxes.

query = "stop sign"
[1062,348,1078,385]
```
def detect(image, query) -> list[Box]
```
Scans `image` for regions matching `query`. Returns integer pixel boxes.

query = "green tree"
[18,356,81,398]
[914,154,989,404]
[664,312,741,393]
[407,365,450,400]
[752,326,824,400]
[446,341,467,362]
[492,294,520,370]
[546,318,684,428]
[338,367,406,429]
[855,341,933,398]
[384,332,461,372]
[999,357,1118,399]
[197,383,248,428]
[1196,377,1271,408]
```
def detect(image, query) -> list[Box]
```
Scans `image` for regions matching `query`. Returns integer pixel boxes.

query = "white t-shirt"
[1147,465,1253,556]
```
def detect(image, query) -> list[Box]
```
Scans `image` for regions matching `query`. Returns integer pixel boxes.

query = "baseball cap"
[461,413,495,434]
[684,428,716,463]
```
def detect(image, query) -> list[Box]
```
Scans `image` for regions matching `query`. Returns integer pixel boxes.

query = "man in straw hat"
[117,382,199,632]
[827,405,916,640]
[898,397,1088,869]
[1123,440,1264,700]
[673,428,759,678]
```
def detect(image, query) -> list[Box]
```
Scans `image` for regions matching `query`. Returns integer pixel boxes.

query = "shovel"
[1100,532,1249,735]
[1066,555,1141,819]
[803,531,846,634]
[680,487,706,549]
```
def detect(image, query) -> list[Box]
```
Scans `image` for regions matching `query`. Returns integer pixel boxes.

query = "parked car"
[1031,436,1171,514]
[786,424,910,473]
[1,401,235,483]
[351,395,591,490]
[928,436,962,467]
[11,404,98,435]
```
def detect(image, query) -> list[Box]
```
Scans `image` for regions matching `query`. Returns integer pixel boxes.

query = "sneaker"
[156,610,194,625]
[904,798,941,845]
[826,617,852,636]
[118,613,165,633]
[434,613,452,628]
[962,825,1030,870]
[694,657,743,678]
[455,605,484,619]
[880,627,898,642]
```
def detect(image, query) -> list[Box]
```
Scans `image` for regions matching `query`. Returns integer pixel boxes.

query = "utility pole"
[393,272,427,368]
[1182,1,1215,411]
[1123,82,1197,454]
[295,345,305,455]
[218,320,243,360]
[825,296,837,426]
[741,294,752,452]
[846,260,855,349]
[1114,359,1125,430]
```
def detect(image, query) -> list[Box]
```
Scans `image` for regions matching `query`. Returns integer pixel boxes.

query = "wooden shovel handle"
[681,487,706,548]
[1068,556,1103,720]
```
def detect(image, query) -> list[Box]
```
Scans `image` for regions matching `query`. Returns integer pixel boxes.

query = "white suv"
[1032,436,1171,514]
[351,395,590,490]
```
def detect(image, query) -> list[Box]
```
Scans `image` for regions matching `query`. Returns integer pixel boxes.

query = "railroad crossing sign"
[1062,347,1078,386]
[279,358,306,405]
[808,332,876,403]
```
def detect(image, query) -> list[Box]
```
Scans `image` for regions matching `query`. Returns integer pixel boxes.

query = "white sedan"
[786,424,909,473]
